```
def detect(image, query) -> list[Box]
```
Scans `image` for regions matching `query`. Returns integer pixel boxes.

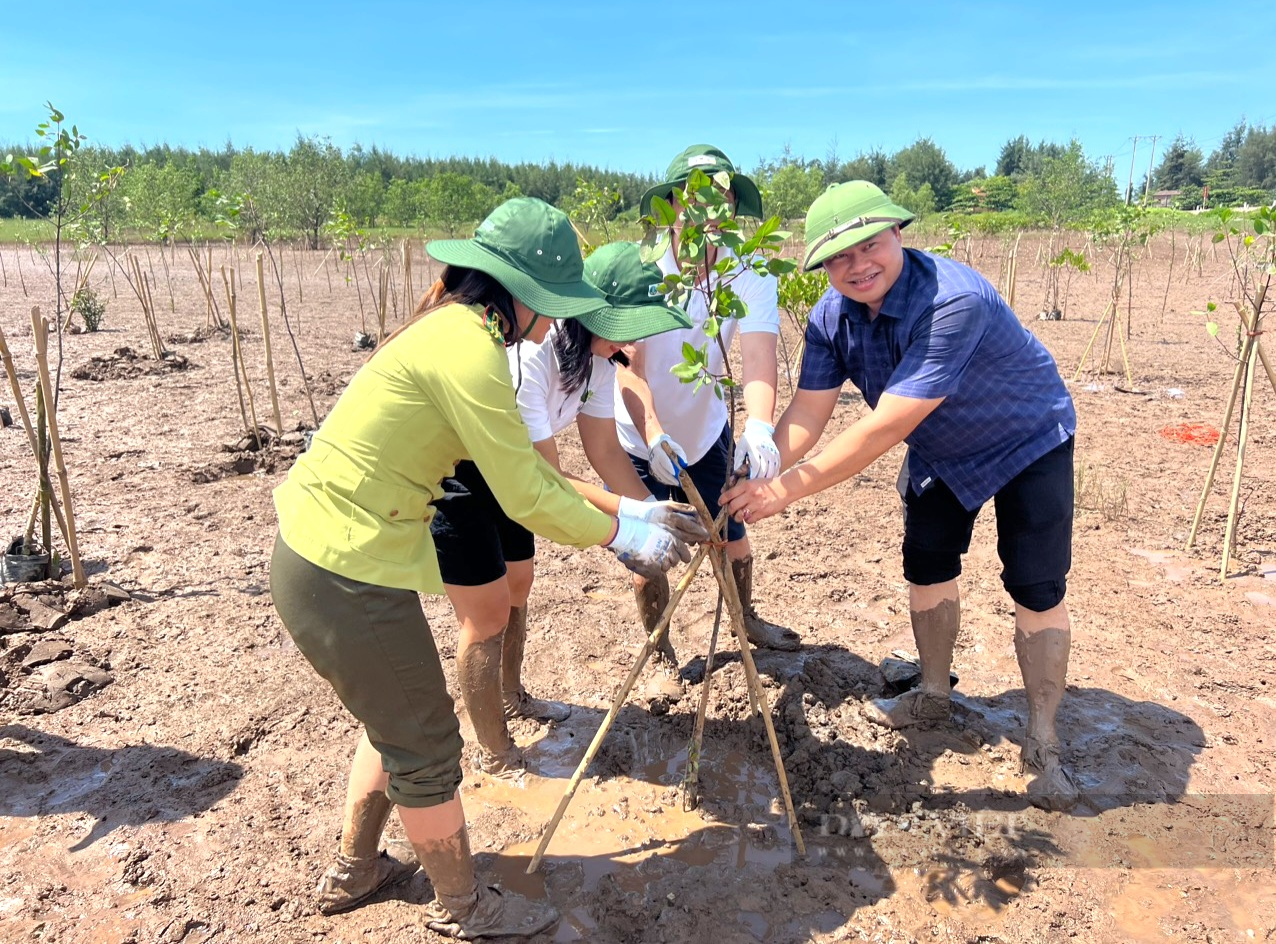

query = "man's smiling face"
[822,225,905,316]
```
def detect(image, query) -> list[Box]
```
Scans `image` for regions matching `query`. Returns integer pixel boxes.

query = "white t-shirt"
[510,322,616,442]
[614,246,780,464]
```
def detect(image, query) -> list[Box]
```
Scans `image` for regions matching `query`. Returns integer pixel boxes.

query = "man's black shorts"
[902,437,1073,605]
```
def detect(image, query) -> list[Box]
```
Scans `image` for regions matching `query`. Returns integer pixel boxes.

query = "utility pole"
[1142,135,1160,204]
[1125,136,1140,205]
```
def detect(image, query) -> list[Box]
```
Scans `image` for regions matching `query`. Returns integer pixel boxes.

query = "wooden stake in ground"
[255,252,283,433]
[29,308,86,588]
[663,443,805,857]
[221,266,262,449]
[527,539,715,874]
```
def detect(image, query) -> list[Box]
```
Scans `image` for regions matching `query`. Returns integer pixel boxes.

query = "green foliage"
[888,173,936,219]
[421,173,498,237]
[949,175,1017,214]
[1152,134,1205,191]
[642,168,795,399]
[561,176,622,246]
[996,136,1065,179]
[759,162,825,225]
[889,137,957,209]
[71,286,105,331]
[1016,140,1117,229]
[121,161,200,241]
[777,268,828,326]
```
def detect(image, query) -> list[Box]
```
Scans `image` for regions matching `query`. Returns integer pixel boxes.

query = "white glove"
[606,516,692,579]
[734,418,780,480]
[646,433,688,487]
[618,495,710,545]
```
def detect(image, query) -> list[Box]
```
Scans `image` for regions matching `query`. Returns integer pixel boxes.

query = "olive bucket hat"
[426,197,606,318]
[578,242,691,343]
[639,144,764,220]
[802,181,914,272]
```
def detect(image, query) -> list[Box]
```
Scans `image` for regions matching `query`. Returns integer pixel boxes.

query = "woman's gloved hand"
[645,433,688,487]
[605,516,692,579]
[618,495,710,545]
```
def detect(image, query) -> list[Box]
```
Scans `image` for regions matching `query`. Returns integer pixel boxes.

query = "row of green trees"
[0,134,656,246]
[4,118,1274,243]
[752,123,1276,225]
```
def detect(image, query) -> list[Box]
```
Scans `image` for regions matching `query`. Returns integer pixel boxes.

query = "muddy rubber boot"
[635,576,683,702]
[501,606,571,723]
[731,555,801,651]
[1021,737,1080,812]
[458,634,525,776]
[316,791,416,915]
[862,688,952,729]
[417,825,559,940]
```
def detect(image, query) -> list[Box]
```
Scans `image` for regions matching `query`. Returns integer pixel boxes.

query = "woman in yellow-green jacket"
[270,198,694,939]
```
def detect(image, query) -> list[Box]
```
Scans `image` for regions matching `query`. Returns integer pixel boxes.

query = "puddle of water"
[1128,547,1192,583]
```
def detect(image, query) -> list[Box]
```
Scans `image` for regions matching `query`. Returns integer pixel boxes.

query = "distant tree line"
[0,135,657,246]
[3,118,1274,244]
[752,120,1276,227]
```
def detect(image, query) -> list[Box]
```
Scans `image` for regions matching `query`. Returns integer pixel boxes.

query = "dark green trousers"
[269,533,463,807]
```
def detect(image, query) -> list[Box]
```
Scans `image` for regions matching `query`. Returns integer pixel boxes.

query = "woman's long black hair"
[551,317,594,396]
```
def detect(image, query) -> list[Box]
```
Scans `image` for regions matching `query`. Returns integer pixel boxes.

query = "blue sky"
[3,0,1273,190]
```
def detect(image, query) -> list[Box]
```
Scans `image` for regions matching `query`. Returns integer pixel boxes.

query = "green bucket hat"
[426,197,606,318]
[639,144,764,220]
[578,242,691,343]
[802,181,914,272]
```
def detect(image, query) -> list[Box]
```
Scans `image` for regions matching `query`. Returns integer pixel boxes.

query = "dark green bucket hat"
[579,242,691,343]
[802,181,914,272]
[426,197,606,318]
[639,144,764,220]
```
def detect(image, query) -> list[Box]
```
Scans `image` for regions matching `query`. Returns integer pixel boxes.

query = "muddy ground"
[1,232,1273,944]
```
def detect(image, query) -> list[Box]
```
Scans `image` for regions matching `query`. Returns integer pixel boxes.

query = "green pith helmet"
[639,144,764,220]
[801,181,914,272]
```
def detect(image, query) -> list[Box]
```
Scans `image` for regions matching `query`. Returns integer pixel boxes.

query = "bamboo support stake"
[255,253,283,433]
[222,266,261,449]
[377,268,389,343]
[30,308,86,588]
[527,540,715,873]
[1185,338,1250,550]
[663,443,805,857]
[682,586,724,811]
[1220,337,1259,579]
[403,240,413,319]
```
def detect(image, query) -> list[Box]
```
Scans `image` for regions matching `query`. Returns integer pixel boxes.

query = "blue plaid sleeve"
[885,292,988,400]
[797,290,847,391]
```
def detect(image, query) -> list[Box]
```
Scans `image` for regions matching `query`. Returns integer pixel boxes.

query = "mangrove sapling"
[640,168,802,834]
[1185,204,1276,578]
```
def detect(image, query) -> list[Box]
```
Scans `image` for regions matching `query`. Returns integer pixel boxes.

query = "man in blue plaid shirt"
[722,181,1079,811]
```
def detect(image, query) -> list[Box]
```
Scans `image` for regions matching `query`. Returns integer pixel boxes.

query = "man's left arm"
[721,392,943,521]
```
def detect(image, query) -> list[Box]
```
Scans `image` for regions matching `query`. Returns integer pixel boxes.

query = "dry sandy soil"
[1,230,1273,944]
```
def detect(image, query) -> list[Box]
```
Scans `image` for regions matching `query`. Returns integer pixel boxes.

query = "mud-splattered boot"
[502,605,571,723]
[416,825,559,939]
[635,575,683,702]
[731,555,801,651]
[458,634,525,777]
[315,790,416,915]
[1021,737,1080,812]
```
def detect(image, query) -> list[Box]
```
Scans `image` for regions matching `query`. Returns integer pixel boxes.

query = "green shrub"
[71,286,106,332]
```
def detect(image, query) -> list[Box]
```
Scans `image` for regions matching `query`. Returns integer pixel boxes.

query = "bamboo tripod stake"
[222,267,262,449]
[29,308,86,588]
[256,253,283,433]
[1185,282,1274,577]
[527,448,807,872]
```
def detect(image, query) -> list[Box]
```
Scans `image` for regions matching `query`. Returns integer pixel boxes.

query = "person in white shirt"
[431,242,707,773]
[616,145,802,682]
